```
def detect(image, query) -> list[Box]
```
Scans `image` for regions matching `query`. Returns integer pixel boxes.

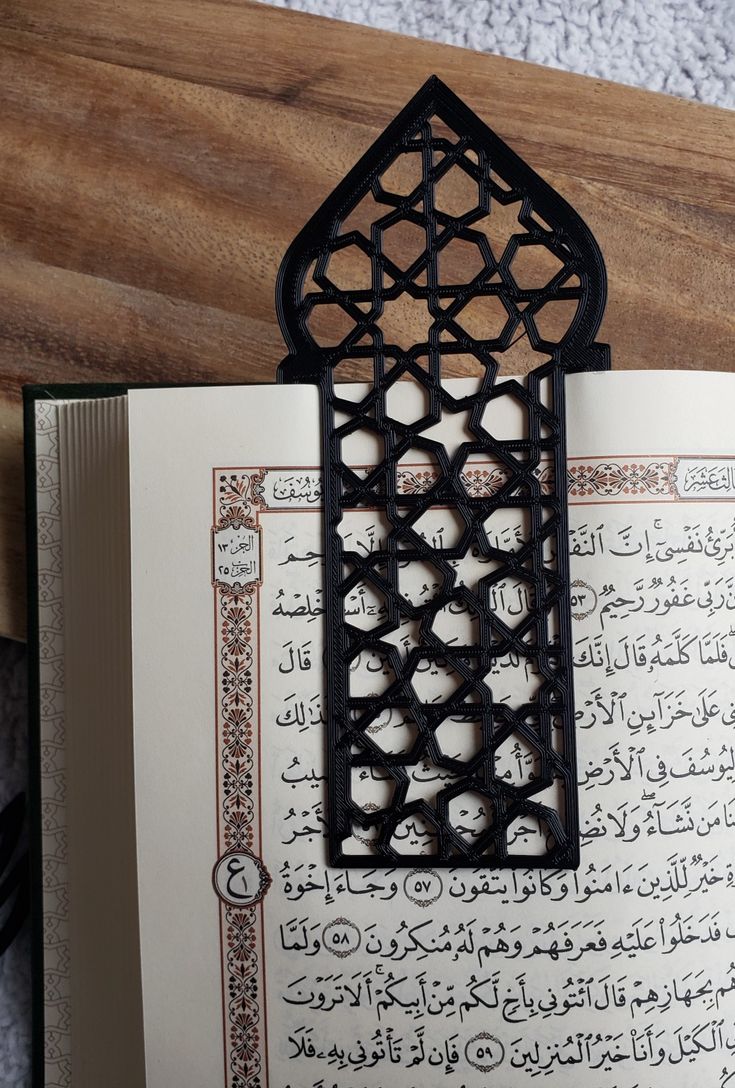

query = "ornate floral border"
[215,472,267,1088]
[567,459,676,499]
[400,458,680,501]
[400,462,555,496]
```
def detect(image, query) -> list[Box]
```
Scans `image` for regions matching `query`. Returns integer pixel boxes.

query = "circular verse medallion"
[213,850,271,907]
[403,868,443,907]
[570,579,598,621]
[322,917,362,957]
[465,1032,505,1072]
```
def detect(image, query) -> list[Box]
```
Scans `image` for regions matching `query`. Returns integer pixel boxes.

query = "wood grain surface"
[1,0,733,640]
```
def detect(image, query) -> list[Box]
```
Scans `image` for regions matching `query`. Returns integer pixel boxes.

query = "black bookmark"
[277,76,609,867]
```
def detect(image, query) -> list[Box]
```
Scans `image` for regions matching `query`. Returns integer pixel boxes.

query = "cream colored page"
[129,385,321,1087]
[563,372,735,1083]
[132,374,735,1088]
[59,397,144,1088]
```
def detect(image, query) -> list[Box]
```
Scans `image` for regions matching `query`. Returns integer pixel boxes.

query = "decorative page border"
[569,455,735,503]
[35,401,71,1087]
[214,471,268,1088]
[211,452,735,1086]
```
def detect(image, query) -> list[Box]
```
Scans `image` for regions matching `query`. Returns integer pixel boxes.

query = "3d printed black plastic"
[277,75,610,867]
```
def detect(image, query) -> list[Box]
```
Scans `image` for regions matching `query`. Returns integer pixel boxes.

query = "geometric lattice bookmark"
[277,76,609,867]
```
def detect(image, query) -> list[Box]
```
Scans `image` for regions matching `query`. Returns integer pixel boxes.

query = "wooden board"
[1,0,734,640]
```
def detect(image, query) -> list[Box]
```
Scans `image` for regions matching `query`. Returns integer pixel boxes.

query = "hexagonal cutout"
[409,505,466,551]
[399,558,444,607]
[411,656,466,704]
[344,572,388,630]
[385,373,432,426]
[455,293,510,342]
[448,789,494,842]
[306,301,357,347]
[481,387,530,441]
[432,599,479,648]
[404,758,462,806]
[459,453,510,499]
[493,730,541,787]
[391,812,438,855]
[325,244,373,294]
[337,507,391,555]
[348,649,396,699]
[435,716,483,763]
[351,765,396,812]
[506,812,555,856]
[379,150,423,198]
[380,218,426,272]
[341,425,384,469]
[362,708,418,756]
[434,163,480,218]
[510,243,565,290]
[437,235,485,287]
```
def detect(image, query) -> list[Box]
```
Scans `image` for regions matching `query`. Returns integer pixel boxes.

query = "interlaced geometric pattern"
[277,76,609,867]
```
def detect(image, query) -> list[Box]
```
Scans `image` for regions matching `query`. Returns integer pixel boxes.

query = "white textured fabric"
[1,3,732,1084]
[269,0,735,108]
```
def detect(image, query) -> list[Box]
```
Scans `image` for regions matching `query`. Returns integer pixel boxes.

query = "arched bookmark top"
[276,77,610,868]
[277,74,609,384]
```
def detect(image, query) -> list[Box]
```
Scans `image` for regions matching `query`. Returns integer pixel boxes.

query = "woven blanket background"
[2,0,733,1083]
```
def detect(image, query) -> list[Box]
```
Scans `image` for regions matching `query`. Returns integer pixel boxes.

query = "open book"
[25,371,735,1087]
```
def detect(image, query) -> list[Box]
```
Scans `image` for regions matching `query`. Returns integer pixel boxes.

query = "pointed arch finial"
[276,78,610,868]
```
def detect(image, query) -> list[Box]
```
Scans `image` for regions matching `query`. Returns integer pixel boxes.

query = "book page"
[130,373,735,1087]
[58,397,144,1087]
[32,394,143,1088]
